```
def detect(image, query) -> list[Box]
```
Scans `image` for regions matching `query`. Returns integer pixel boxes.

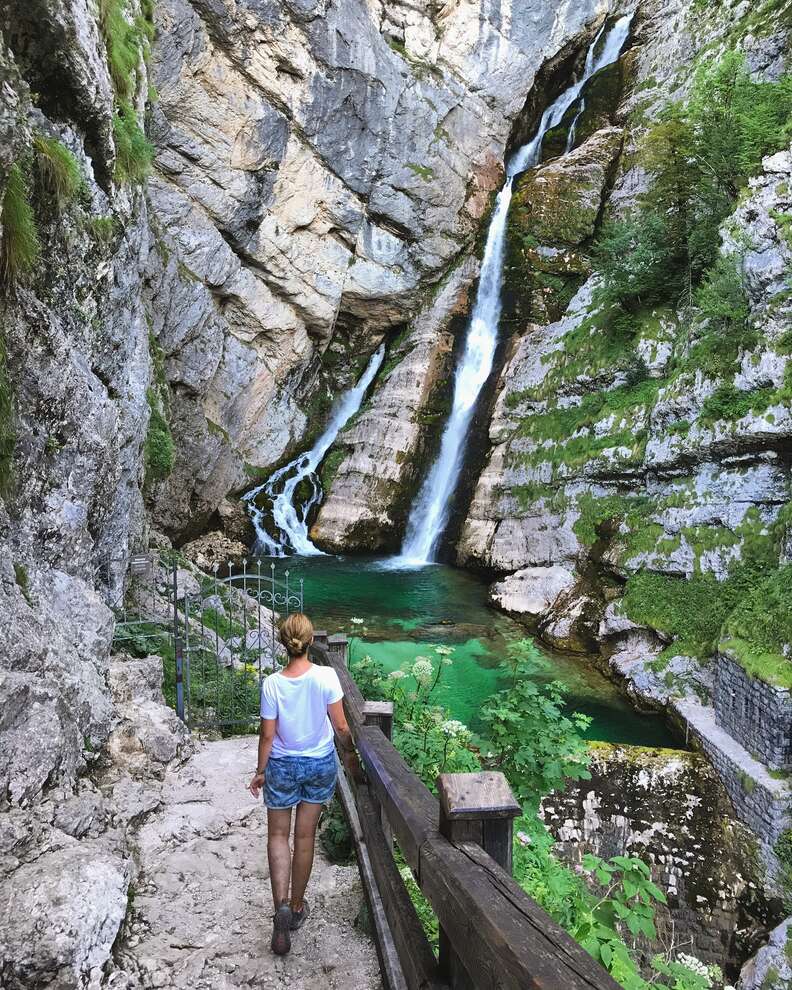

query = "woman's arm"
[328,700,361,778]
[248,717,277,797]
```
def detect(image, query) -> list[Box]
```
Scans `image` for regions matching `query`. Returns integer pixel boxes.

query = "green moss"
[201,605,245,641]
[1,164,40,287]
[318,447,346,492]
[33,136,82,206]
[406,162,434,181]
[113,105,154,182]
[573,494,653,547]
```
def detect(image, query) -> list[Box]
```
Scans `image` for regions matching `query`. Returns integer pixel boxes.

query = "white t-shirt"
[260,665,344,758]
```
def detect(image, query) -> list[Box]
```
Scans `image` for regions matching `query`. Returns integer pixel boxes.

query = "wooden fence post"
[436,772,521,988]
[327,633,349,667]
[363,701,395,847]
[313,629,329,648]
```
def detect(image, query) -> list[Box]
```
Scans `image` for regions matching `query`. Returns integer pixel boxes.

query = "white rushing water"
[395,14,633,567]
[244,345,385,556]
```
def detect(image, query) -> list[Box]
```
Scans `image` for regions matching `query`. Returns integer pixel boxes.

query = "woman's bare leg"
[290,802,323,912]
[267,808,293,909]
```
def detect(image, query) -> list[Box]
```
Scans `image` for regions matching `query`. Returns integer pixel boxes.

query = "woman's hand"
[248,771,266,799]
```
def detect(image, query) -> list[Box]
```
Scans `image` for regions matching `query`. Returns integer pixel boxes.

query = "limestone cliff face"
[146,0,619,542]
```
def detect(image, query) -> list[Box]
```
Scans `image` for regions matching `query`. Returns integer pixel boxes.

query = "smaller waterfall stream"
[244,345,385,556]
[395,14,633,567]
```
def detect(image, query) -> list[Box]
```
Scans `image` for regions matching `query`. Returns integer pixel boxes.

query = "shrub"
[700,383,774,423]
[113,106,154,182]
[1,164,40,287]
[33,136,82,206]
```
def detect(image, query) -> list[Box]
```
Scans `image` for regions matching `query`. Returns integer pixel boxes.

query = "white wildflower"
[676,955,710,981]
[516,831,531,846]
[434,645,454,656]
[350,616,365,625]
[441,719,466,736]
[411,657,434,684]
[388,670,407,680]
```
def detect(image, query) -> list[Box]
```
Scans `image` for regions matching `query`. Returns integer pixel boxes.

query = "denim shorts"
[263,750,337,809]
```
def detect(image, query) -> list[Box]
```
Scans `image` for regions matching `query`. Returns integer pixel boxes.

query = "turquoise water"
[280,553,677,747]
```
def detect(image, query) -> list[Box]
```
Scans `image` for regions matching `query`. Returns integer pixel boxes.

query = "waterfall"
[395,14,633,567]
[244,345,385,556]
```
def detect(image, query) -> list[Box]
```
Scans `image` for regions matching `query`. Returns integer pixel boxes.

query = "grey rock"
[738,916,792,989]
[0,841,131,988]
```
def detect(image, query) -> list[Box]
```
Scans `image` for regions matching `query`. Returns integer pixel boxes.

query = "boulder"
[489,565,576,618]
[0,841,131,988]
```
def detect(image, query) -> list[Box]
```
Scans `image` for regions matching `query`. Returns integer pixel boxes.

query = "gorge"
[1,0,792,986]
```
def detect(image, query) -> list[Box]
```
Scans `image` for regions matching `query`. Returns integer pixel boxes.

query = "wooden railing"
[311,634,620,990]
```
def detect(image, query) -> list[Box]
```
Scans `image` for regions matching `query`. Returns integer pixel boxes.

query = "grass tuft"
[1,164,40,288]
[113,106,154,182]
[33,136,82,207]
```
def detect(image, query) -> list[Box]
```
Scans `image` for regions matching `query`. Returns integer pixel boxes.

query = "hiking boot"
[290,901,310,931]
[271,904,292,955]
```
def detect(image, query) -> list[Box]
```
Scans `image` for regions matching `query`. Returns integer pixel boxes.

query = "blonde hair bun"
[279,613,314,658]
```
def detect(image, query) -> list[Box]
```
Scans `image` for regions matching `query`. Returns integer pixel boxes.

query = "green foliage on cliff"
[1,164,40,287]
[596,53,792,313]
[113,106,154,182]
[99,0,156,182]
[144,387,173,485]
[99,0,153,102]
[33,136,82,207]
[722,564,792,688]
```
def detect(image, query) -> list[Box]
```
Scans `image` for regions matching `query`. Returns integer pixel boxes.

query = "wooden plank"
[420,838,621,990]
[355,725,438,874]
[355,783,443,990]
[335,759,408,990]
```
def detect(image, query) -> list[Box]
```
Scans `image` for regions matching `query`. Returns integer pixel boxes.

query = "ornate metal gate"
[107,553,304,731]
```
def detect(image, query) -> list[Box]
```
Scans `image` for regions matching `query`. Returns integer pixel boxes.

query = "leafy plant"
[1,164,40,287]
[33,136,82,207]
[480,639,591,811]
[320,797,354,864]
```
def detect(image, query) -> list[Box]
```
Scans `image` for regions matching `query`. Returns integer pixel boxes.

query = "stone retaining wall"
[713,651,792,771]
[541,744,767,971]
[673,696,791,885]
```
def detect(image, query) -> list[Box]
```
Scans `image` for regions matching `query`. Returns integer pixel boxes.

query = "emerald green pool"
[280,554,677,748]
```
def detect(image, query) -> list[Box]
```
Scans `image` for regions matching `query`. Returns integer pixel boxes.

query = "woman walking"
[248,613,358,955]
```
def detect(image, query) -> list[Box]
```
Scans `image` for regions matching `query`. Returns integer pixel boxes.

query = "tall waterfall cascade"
[395,13,633,567]
[244,345,385,556]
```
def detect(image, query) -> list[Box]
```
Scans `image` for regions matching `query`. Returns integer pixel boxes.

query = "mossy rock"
[572,57,627,147]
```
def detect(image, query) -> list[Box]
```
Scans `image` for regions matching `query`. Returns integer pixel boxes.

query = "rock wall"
[542,744,771,973]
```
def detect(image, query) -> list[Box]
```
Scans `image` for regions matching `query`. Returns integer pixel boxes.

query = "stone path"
[115,737,382,990]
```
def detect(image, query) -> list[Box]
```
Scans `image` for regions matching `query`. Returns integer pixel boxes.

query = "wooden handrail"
[311,643,620,990]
